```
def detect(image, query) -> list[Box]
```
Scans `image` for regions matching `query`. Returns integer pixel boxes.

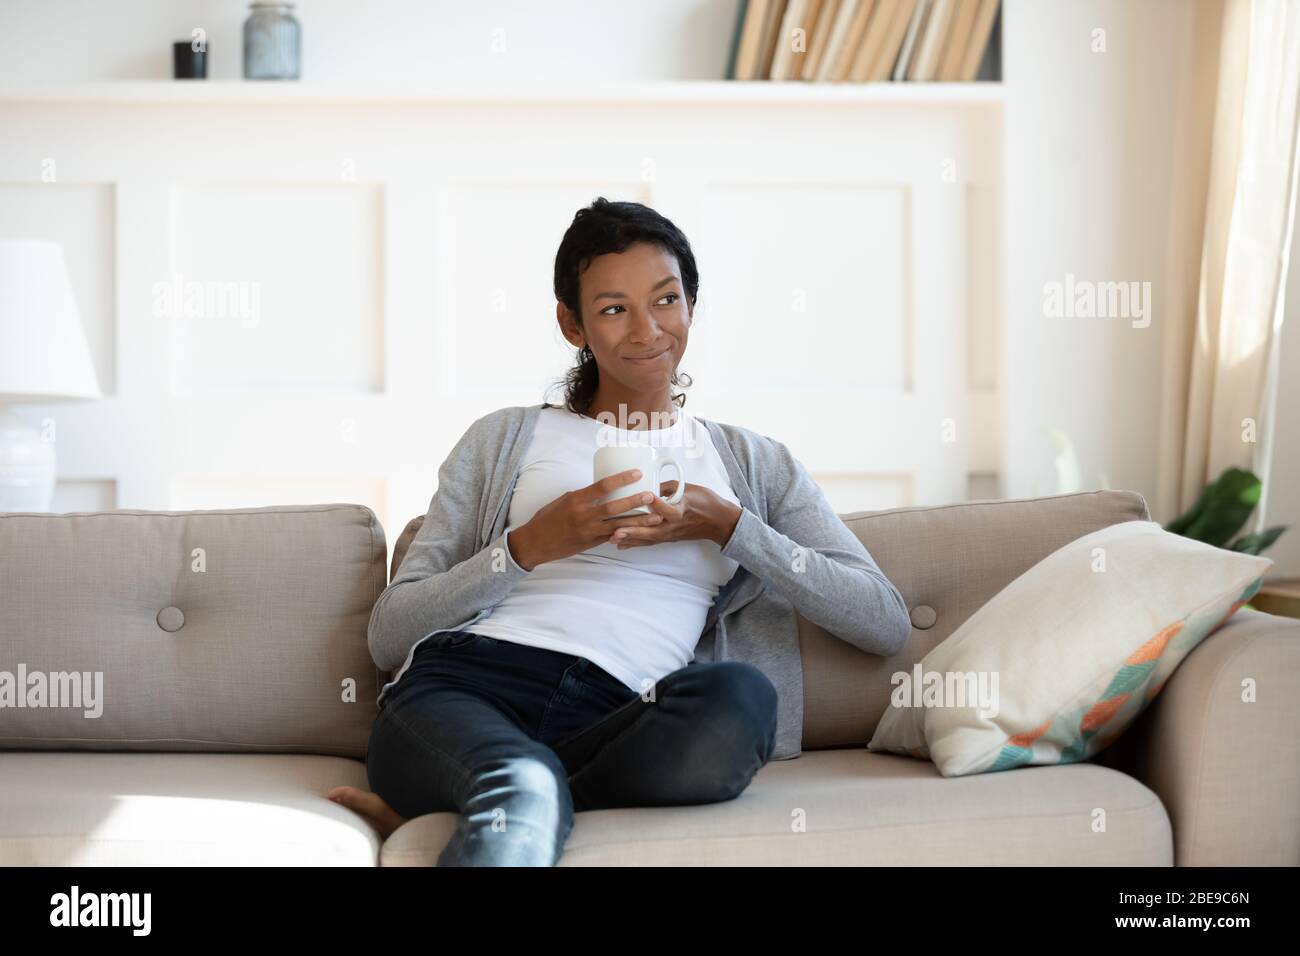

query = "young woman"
[328,198,911,865]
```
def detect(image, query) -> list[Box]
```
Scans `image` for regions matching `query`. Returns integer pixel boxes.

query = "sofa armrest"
[1094,608,1300,865]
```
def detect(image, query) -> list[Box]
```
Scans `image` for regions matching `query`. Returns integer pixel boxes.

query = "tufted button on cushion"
[156,606,185,632]
[909,605,937,630]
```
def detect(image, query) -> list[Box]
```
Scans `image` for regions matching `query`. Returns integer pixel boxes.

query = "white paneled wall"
[0,87,1002,566]
[168,182,386,394]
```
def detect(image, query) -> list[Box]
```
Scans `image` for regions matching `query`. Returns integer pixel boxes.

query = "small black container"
[173,41,208,79]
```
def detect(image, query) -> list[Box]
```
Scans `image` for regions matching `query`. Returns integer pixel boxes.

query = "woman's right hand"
[506,468,666,571]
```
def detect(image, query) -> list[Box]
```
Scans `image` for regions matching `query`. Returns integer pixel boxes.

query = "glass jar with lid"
[243,1,301,80]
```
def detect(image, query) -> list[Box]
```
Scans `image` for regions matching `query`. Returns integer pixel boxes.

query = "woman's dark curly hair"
[544,197,698,417]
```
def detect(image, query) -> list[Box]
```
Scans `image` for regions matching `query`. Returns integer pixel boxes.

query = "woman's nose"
[629,308,661,339]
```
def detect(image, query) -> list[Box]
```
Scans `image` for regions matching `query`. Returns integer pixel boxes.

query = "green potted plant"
[1165,466,1288,555]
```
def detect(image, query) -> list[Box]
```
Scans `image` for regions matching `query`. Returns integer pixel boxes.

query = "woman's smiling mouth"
[626,346,670,363]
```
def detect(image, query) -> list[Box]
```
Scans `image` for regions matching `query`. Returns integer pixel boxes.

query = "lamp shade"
[0,238,102,403]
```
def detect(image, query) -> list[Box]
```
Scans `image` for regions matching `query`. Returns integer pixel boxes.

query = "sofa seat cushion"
[0,753,381,865]
[379,748,1172,865]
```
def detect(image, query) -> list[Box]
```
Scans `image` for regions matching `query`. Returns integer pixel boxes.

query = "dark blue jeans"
[366,629,778,866]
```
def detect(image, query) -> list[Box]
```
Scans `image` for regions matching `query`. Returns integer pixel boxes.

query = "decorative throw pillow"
[868,520,1271,777]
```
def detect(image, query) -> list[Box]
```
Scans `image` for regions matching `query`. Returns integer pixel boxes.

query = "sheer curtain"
[1156,0,1300,522]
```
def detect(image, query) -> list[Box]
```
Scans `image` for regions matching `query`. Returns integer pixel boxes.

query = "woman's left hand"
[608,480,742,549]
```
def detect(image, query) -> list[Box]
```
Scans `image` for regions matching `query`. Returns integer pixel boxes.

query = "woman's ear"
[556,302,584,349]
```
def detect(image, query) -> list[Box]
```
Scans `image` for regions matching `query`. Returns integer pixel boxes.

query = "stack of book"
[726,0,1001,82]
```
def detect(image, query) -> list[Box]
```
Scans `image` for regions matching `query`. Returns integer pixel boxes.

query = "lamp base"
[0,407,56,512]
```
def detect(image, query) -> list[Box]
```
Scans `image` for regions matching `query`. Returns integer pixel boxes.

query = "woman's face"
[559,242,692,393]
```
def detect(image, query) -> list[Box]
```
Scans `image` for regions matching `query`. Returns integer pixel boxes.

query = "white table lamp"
[0,238,103,512]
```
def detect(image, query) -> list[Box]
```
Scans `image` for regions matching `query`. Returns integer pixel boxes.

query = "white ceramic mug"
[593,444,685,517]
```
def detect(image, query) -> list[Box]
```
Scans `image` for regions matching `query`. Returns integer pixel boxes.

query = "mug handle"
[656,456,685,505]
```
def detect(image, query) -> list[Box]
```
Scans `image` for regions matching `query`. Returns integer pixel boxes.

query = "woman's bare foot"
[328,785,408,838]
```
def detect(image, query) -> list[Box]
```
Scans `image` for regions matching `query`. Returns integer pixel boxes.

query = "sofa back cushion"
[0,504,386,758]
[802,490,1150,749]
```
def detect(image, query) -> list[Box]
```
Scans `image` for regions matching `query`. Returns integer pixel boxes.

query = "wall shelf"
[0,79,1005,107]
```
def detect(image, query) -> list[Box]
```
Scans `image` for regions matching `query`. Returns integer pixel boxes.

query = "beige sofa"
[2,490,1297,865]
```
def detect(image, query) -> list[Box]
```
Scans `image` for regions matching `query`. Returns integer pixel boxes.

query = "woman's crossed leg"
[339,658,778,865]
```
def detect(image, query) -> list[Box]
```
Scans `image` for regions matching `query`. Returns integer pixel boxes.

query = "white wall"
[1261,181,1300,578]
[0,0,738,85]
[1001,0,1224,507]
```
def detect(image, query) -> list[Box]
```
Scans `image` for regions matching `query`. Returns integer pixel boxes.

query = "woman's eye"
[600,292,677,315]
